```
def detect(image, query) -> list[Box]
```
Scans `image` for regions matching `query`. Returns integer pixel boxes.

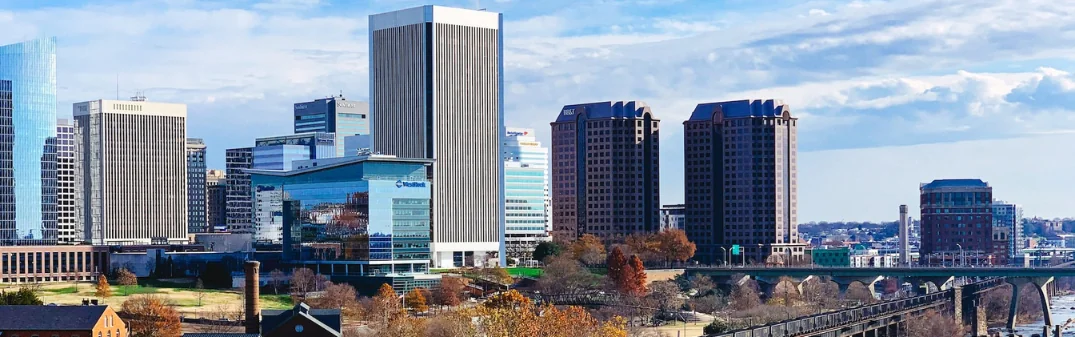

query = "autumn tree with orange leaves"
[122,294,182,337]
[570,234,607,265]
[483,289,531,310]
[607,247,634,294]
[629,255,648,295]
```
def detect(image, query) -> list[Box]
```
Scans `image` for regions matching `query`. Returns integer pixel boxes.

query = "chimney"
[244,261,261,334]
[90,299,98,305]
[899,205,909,266]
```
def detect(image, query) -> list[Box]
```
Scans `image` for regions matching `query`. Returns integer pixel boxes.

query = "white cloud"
[808,9,830,17]
[253,0,322,11]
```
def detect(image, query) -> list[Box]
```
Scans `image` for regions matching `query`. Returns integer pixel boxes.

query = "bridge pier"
[832,276,884,300]
[1006,276,1054,332]
[907,276,955,294]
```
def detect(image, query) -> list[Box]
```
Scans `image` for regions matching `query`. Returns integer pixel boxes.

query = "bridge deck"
[686,266,1075,278]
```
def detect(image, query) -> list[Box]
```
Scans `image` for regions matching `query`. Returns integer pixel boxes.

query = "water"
[1012,294,1075,336]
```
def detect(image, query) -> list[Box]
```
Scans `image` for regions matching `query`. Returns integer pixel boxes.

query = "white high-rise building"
[369,5,505,268]
[502,128,550,262]
[74,97,188,245]
[57,119,80,244]
[993,201,1023,260]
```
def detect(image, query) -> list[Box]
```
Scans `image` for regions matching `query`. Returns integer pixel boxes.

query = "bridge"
[685,267,1066,332]
[706,278,1014,337]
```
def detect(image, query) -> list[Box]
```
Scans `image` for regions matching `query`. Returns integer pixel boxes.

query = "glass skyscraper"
[293,96,368,157]
[249,155,440,293]
[502,128,550,262]
[0,37,58,245]
[253,132,335,171]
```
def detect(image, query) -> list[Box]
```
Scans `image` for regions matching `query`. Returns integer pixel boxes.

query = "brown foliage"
[801,278,839,309]
[730,280,762,311]
[473,303,627,337]
[372,283,401,327]
[479,266,513,285]
[425,310,478,337]
[654,229,696,262]
[483,289,531,310]
[116,268,138,286]
[766,277,802,306]
[905,309,963,337]
[405,287,429,313]
[95,275,112,298]
[316,282,360,320]
[122,294,182,337]
[629,255,648,295]
[570,234,607,265]
[435,276,467,307]
[289,268,328,303]
[844,283,876,304]
[606,247,633,293]
[647,280,683,311]
[537,255,603,295]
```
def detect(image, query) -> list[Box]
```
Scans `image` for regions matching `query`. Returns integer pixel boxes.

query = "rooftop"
[688,99,789,121]
[246,154,432,177]
[554,101,656,123]
[920,179,990,190]
[0,305,108,330]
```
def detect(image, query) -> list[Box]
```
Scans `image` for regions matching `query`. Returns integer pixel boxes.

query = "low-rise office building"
[0,245,109,283]
[248,155,440,293]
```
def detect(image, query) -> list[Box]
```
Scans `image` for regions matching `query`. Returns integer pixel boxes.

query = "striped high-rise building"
[57,119,80,244]
[369,5,505,268]
[74,97,188,245]
[225,148,253,234]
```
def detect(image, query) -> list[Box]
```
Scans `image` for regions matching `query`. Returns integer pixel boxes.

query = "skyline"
[2,0,1074,221]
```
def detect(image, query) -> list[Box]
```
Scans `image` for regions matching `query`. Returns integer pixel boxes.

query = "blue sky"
[3,0,1075,222]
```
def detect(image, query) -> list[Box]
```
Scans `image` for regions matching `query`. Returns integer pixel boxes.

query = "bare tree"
[196,278,207,307]
[906,309,963,337]
[729,280,761,311]
[269,269,286,295]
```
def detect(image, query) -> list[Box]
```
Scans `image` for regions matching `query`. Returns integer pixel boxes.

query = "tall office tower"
[919,179,993,265]
[370,6,505,268]
[57,119,80,244]
[186,138,207,234]
[294,96,368,157]
[993,201,1022,263]
[550,101,660,243]
[205,169,227,231]
[683,99,806,265]
[252,132,335,171]
[74,98,188,245]
[225,148,253,234]
[0,38,58,246]
[502,128,550,261]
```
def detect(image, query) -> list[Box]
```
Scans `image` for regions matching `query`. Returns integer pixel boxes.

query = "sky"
[3,0,1075,222]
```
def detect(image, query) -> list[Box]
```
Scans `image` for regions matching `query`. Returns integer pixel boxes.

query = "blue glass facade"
[249,157,433,277]
[294,97,369,157]
[0,38,57,245]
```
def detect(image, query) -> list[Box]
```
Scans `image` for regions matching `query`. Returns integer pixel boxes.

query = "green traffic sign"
[731,244,740,255]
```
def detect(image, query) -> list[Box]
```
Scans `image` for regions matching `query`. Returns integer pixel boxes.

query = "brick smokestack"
[244,261,260,334]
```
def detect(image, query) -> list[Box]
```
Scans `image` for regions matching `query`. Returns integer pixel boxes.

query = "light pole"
[956,244,964,267]
[719,247,727,267]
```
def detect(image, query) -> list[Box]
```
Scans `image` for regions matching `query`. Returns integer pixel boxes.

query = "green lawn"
[505,267,543,278]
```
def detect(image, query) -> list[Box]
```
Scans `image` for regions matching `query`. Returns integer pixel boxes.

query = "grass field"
[505,267,543,278]
[1,281,292,317]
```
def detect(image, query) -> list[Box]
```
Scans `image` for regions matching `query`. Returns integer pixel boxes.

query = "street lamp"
[956,244,964,267]
[719,247,728,267]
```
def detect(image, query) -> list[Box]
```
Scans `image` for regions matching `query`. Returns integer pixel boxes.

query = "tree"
[654,229,696,263]
[689,293,726,314]
[533,241,564,263]
[606,247,632,293]
[537,255,602,295]
[195,278,206,307]
[319,282,360,319]
[480,266,513,285]
[0,288,43,305]
[647,280,683,312]
[845,283,876,304]
[906,309,963,337]
[628,255,648,295]
[405,287,429,313]
[425,310,477,337]
[729,280,761,311]
[96,274,112,298]
[484,289,531,310]
[290,268,327,302]
[435,276,467,309]
[116,268,138,295]
[570,234,607,265]
[802,278,839,310]
[122,294,183,337]
[269,269,286,295]
[372,283,401,328]
[624,233,661,263]
[703,319,740,335]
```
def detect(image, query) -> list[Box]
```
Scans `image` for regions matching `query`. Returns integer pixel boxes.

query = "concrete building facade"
[57,119,80,244]
[226,148,253,234]
[0,245,109,283]
[993,201,1023,262]
[253,132,335,171]
[186,138,207,234]
[502,127,550,261]
[660,204,686,231]
[919,179,994,265]
[550,101,660,243]
[74,98,188,245]
[683,99,806,265]
[294,95,368,157]
[206,169,227,231]
[369,5,505,267]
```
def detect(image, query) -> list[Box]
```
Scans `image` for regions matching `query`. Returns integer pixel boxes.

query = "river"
[1011,294,1075,336]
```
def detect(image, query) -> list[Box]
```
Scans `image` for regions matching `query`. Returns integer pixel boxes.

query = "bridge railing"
[704,279,1006,337]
